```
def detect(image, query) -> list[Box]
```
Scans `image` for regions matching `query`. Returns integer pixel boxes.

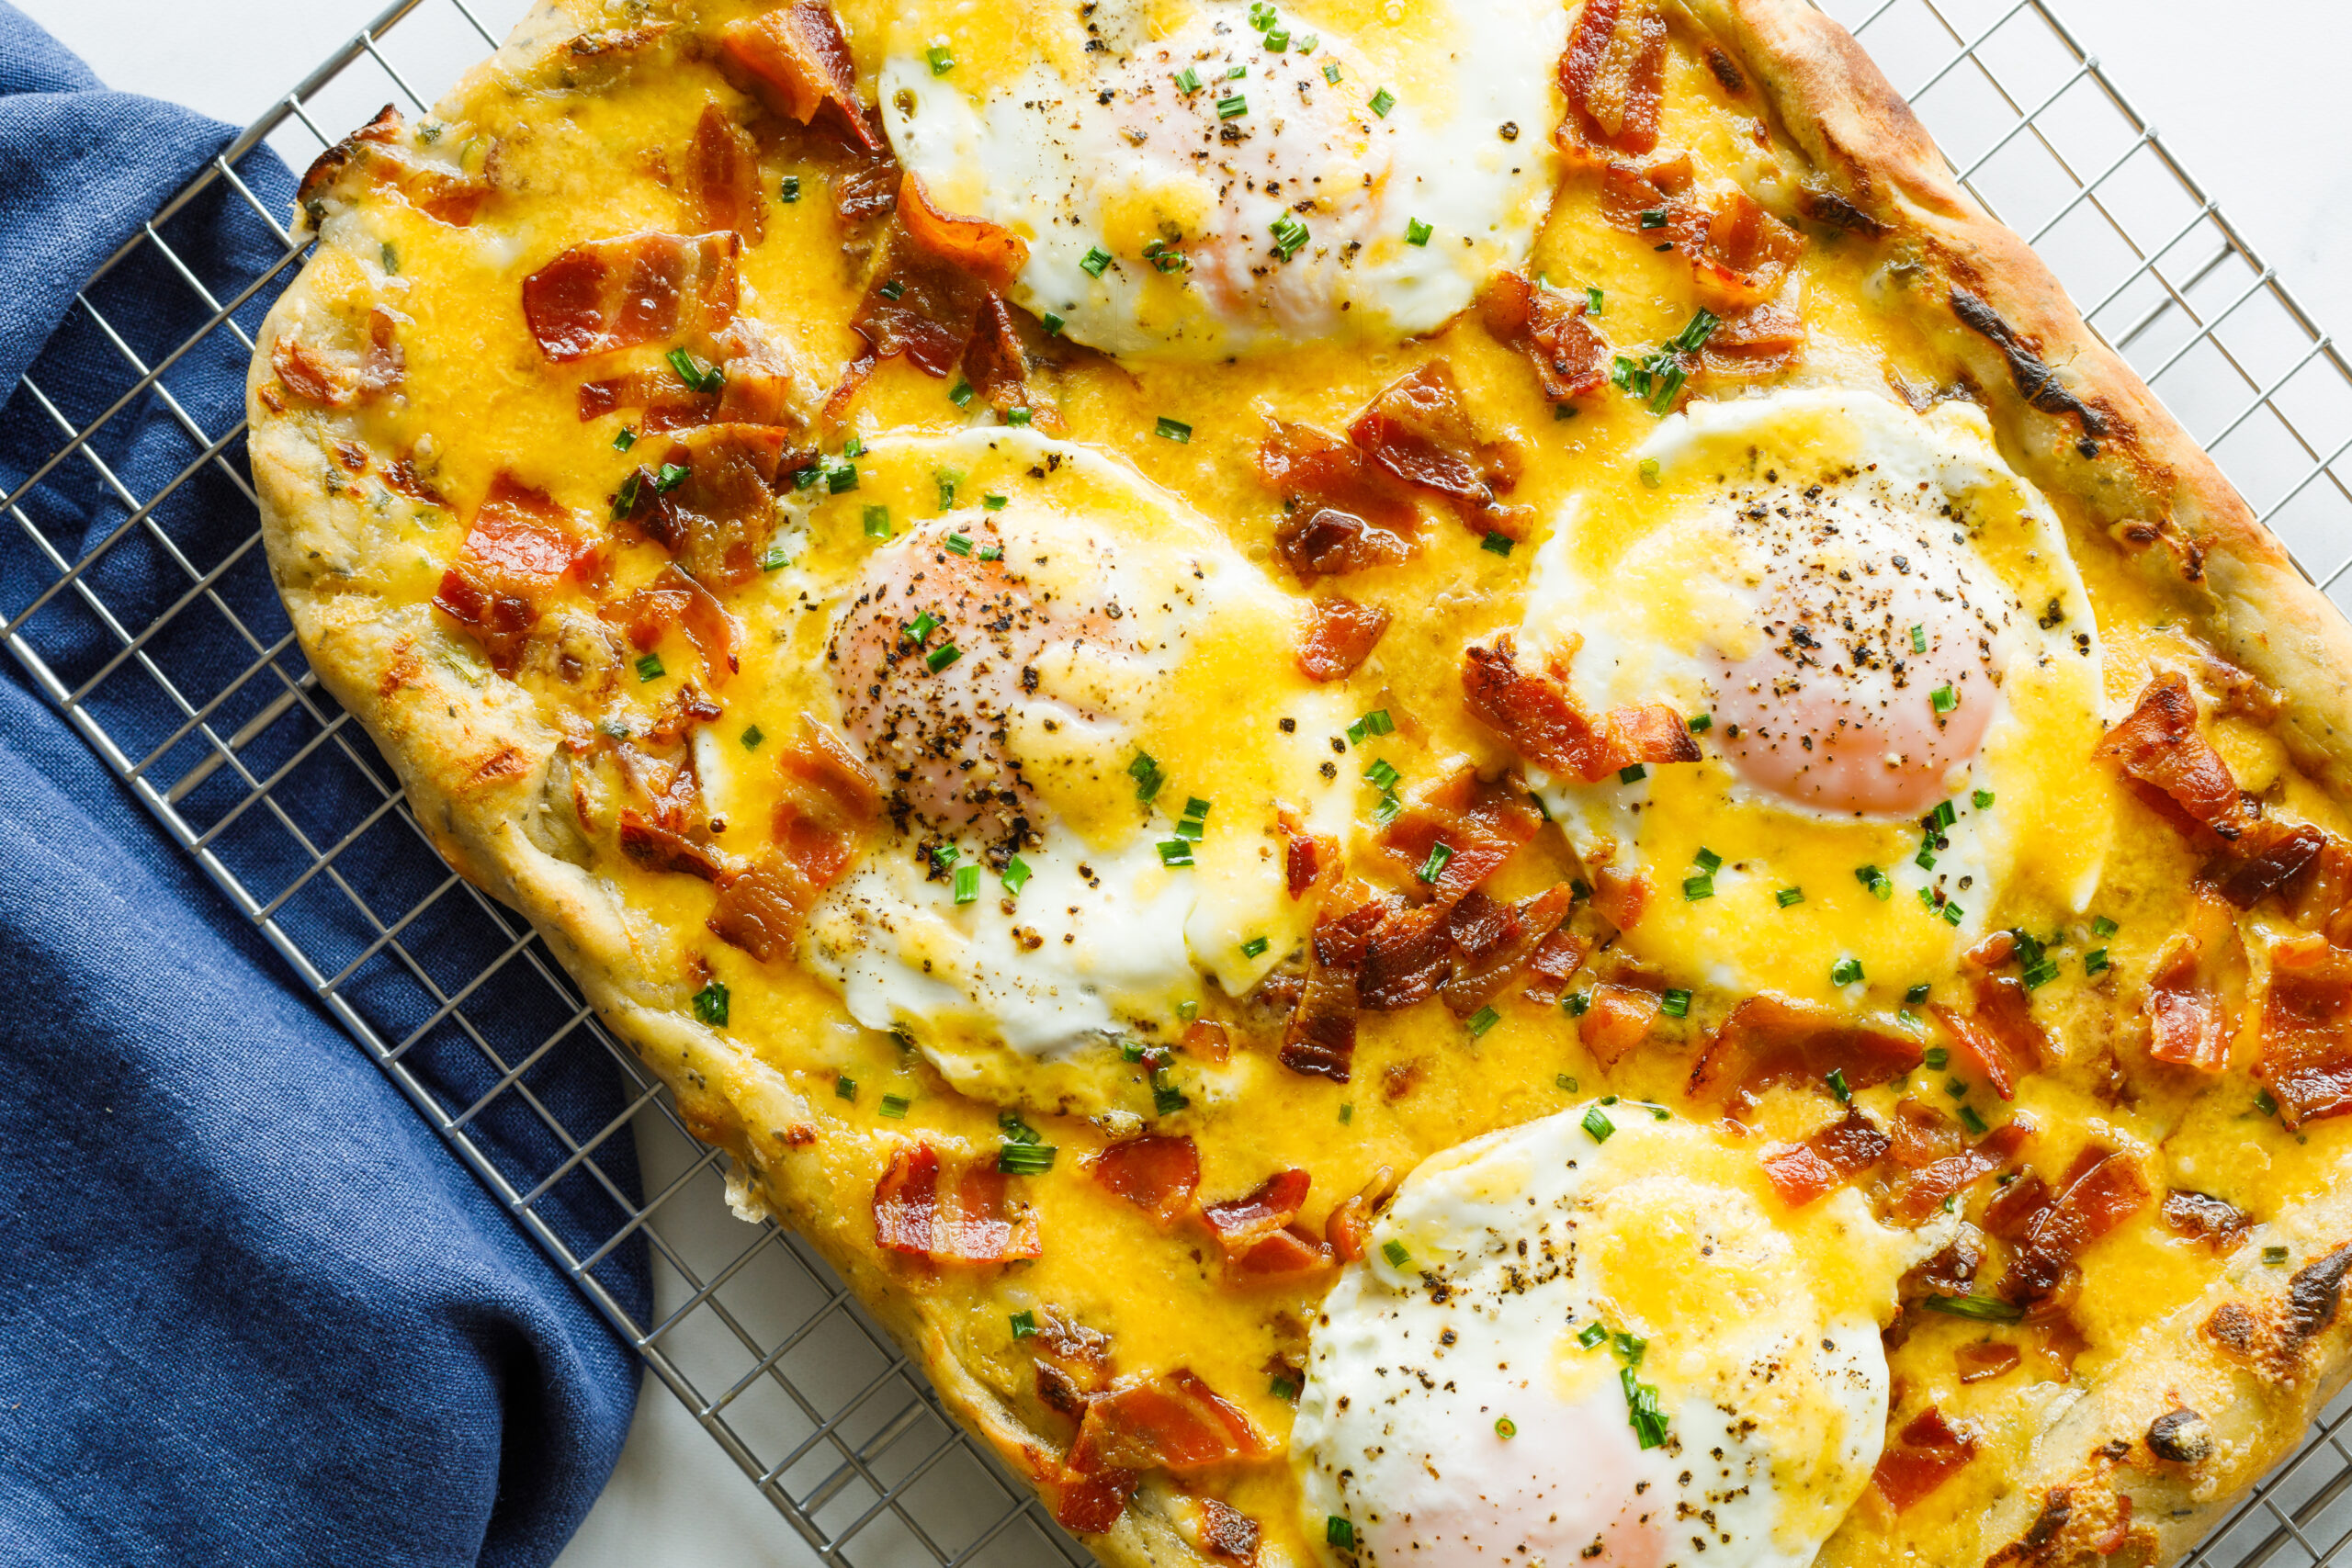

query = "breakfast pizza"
[245,0,2352,1562]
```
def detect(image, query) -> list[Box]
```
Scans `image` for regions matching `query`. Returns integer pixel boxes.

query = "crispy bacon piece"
[297,105,490,227]
[1196,1498,1261,1565]
[617,810,725,880]
[2287,834,2352,948]
[1052,1466,1140,1533]
[1092,1135,1200,1228]
[708,721,878,960]
[2163,1189,2254,1252]
[1226,1225,1337,1280]
[1068,1371,1272,1476]
[269,304,404,407]
[1588,865,1649,935]
[1884,1102,2030,1224]
[1929,976,2045,1101]
[958,292,1059,430]
[825,216,1049,421]
[1349,362,1526,536]
[1676,188,1804,309]
[1258,418,1420,581]
[1462,635,1698,784]
[1280,897,1386,1082]
[1202,1170,1312,1257]
[716,3,878,151]
[2145,886,2237,1073]
[1580,980,1661,1067]
[1478,271,1607,402]
[1379,764,1544,902]
[581,325,808,438]
[1701,293,1805,377]
[899,173,1029,291]
[619,423,801,588]
[1690,994,1925,1115]
[872,1143,1042,1264]
[1521,929,1591,1007]
[1295,596,1393,682]
[2098,671,2249,841]
[1441,884,1576,1016]
[2212,819,2327,910]
[2257,937,2352,1126]
[432,475,581,674]
[683,103,764,244]
[1326,1167,1398,1262]
[522,231,740,363]
[1559,0,1668,155]
[1357,901,1453,1012]
[1999,1147,2152,1306]
[1758,1108,1890,1207]
[1871,1406,1979,1512]
[1280,815,1340,901]
[607,562,743,687]
[1956,1342,2020,1383]
[1182,1020,1232,1064]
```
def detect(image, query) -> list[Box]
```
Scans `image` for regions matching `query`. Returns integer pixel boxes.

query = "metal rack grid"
[1,0,2347,1562]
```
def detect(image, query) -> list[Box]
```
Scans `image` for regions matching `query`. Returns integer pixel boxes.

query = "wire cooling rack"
[2,0,2348,1563]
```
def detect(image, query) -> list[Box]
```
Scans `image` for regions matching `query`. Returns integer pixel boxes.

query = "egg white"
[1516,389,2112,1001]
[1293,1108,1949,1568]
[876,0,1566,358]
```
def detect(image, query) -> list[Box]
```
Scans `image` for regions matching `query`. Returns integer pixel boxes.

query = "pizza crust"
[243,2,2352,1563]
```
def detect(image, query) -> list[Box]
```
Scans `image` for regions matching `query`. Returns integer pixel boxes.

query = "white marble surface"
[16,0,2346,1564]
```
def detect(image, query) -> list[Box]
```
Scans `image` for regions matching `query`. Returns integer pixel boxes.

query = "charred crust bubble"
[2146,1407,2213,1465]
[1948,288,2110,441]
[2285,1243,2352,1347]
[1794,186,1886,238]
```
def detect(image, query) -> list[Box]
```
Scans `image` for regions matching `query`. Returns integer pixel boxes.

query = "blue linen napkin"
[0,6,650,1564]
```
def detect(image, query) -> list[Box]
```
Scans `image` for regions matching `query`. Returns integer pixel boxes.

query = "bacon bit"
[1357,901,1453,1012]
[899,172,1029,291]
[683,102,764,244]
[1196,1498,1261,1565]
[1327,1166,1399,1262]
[2211,819,2326,910]
[828,130,901,223]
[1280,897,1386,1082]
[607,562,743,687]
[618,811,725,880]
[1441,884,1576,1016]
[872,1142,1042,1264]
[1871,1406,1979,1512]
[382,457,447,508]
[1227,1224,1337,1280]
[619,423,804,588]
[1758,1108,1890,1207]
[270,304,406,408]
[1690,994,1926,1116]
[1677,187,1805,309]
[1182,1020,1232,1065]
[1478,270,1608,401]
[1580,980,1661,1067]
[960,293,1059,430]
[1051,1465,1139,1533]
[1964,930,2018,970]
[2287,834,2352,947]
[1379,764,1544,903]
[433,475,582,674]
[1068,1370,1272,1476]
[1092,1135,1201,1228]
[1908,1233,1983,1298]
[1462,634,1699,784]
[1559,0,1667,155]
[2257,938,2352,1125]
[1202,1169,1312,1257]
[1295,596,1393,682]
[1701,292,1805,377]
[716,3,878,151]
[1258,418,1419,581]
[1999,1147,2152,1305]
[708,722,878,960]
[522,231,740,363]
[1349,362,1528,536]
[1588,865,1649,935]
[1521,929,1591,1007]
[2146,886,2238,1073]
[2098,671,2249,842]
[1279,815,1340,901]
[1929,976,2045,1101]
[2162,1189,2253,1252]
[1884,1104,2030,1224]
[1956,1341,2021,1384]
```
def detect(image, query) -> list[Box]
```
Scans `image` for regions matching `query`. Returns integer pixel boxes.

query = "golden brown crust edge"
[1686,1,2352,1561]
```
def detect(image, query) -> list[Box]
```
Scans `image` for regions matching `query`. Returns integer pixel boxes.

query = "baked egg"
[1514,389,2113,1003]
[1292,1106,1950,1567]
[875,0,1567,357]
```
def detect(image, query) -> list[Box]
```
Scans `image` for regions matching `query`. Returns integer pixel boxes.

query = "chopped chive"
[1688,712,1713,732]
[827,459,859,494]
[1910,623,1927,653]
[1001,856,1033,895]
[692,982,729,1027]
[1932,800,1958,829]
[931,843,959,872]
[665,345,724,393]
[978,544,1002,560]
[1975,788,1997,809]
[1417,842,1453,884]
[1856,863,1893,900]
[2085,948,2109,976]
[1227,64,1246,79]
[648,462,686,494]
[1041,311,1065,335]
[2091,914,2118,937]
[1776,886,1804,908]
[613,426,637,452]
[1155,415,1193,443]
[1577,1320,1609,1348]
[835,1075,855,1100]
[1128,750,1164,801]
[1010,1309,1038,1338]
[1216,93,1250,119]
[741,725,764,750]
[924,642,962,673]
[758,543,789,571]
[1660,988,1690,1018]
[1271,1376,1301,1401]
[998,1142,1057,1175]
[780,175,801,202]
[945,533,974,556]
[1357,708,1396,739]
[1368,86,1396,118]
[1638,208,1668,230]
[2258,1089,2281,1117]
[1295,32,1318,51]
[926,40,955,74]
[1327,1517,1356,1551]
[1694,848,1723,874]
[1406,216,1433,246]
[2020,958,2060,989]
[1582,1106,1615,1144]
[1381,1239,1410,1269]
[1619,762,1647,784]
[1081,246,1114,277]
[1003,406,1032,427]
[879,1094,910,1118]
[1465,1005,1501,1038]
[952,864,979,904]
[1827,1067,1850,1103]
[1338,1103,1353,1124]
[1556,1073,1578,1092]
[1925,1292,2023,1323]
[1682,875,1713,901]
[1481,531,1513,557]
[2266,1245,2291,1266]
[949,381,975,408]
[1158,839,1195,867]
[1174,65,1202,92]
[1263,28,1289,50]
[1930,684,1958,715]
[1566,991,1590,1016]
[1585,284,1605,314]
[905,610,939,644]
[635,652,664,682]
[1363,758,1401,791]
[1638,457,1661,489]
[1942,900,1966,926]
[1946,1077,1970,1099]
[1241,935,1271,959]
[1831,956,1864,987]
[1915,846,1937,871]
[878,278,906,301]
[983,493,1008,510]
[1958,1104,1990,1135]
[1269,214,1310,259]
[1905,983,1931,1006]
[1323,60,1342,84]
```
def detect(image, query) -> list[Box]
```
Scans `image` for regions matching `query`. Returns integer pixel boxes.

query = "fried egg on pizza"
[252,1,2352,1566]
